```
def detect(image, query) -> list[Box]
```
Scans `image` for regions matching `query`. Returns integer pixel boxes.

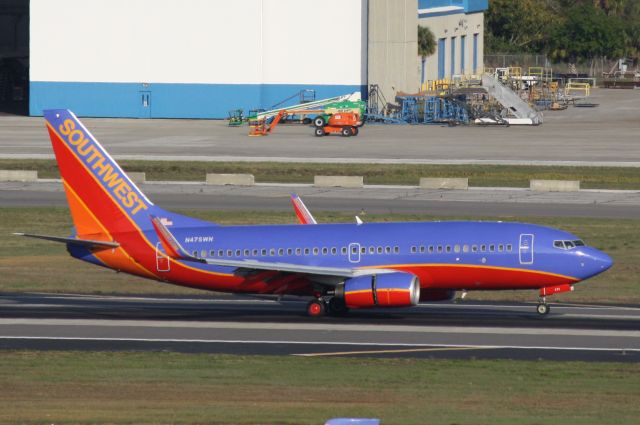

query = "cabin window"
[361,247,367,254]
[411,246,417,253]
[394,246,399,253]
[261,249,267,256]
[269,248,275,256]
[419,246,426,253]
[227,250,233,257]
[244,249,250,256]
[210,250,216,257]
[278,248,284,256]
[331,247,337,255]
[471,245,478,253]
[218,249,224,257]
[386,246,392,254]
[369,246,375,254]
[193,250,198,257]
[377,246,383,254]
[322,247,328,255]
[236,249,241,257]
[296,248,302,255]
[342,247,347,255]
[454,244,460,253]
[506,244,513,252]
[498,244,504,252]
[437,245,443,253]
[480,245,486,252]
[351,246,358,254]
[428,246,434,253]
[312,247,318,255]
[445,245,452,253]
[304,248,310,255]
[252,249,258,256]
[463,244,469,253]
[489,244,495,252]
[287,248,293,255]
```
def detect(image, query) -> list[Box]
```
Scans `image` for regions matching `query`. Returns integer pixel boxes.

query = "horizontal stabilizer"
[13,233,119,250]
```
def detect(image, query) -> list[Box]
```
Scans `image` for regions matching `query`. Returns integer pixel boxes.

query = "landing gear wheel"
[327,297,349,315]
[341,127,352,137]
[351,126,359,136]
[314,127,325,137]
[313,116,325,127]
[536,303,550,315]
[307,299,326,317]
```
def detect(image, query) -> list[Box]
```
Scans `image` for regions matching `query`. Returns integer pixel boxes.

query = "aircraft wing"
[150,216,392,280]
[14,233,120,250]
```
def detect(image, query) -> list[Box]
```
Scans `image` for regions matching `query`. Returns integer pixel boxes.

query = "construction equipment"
[227,109,244,126]
[313,100,366,127]
[313,112,361,137]
[248,110,288,136]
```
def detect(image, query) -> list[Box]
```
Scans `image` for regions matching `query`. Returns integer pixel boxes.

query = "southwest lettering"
[59,118,75,136]
[68,129,85,145]
[57,115,149,216]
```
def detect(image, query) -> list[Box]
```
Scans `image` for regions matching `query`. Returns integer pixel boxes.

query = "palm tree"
[418,26,436,84]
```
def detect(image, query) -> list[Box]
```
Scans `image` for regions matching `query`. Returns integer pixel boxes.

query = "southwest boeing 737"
[17,109,613,317]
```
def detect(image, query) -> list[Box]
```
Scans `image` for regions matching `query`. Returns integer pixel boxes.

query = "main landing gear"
[306,297,349,317]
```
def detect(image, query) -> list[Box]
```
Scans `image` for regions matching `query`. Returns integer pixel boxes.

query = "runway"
[1,293,638,362]
[2,181,639,219]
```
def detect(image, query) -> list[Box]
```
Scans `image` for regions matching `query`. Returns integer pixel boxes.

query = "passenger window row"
[409,243,513,254]
[192,245,401,259]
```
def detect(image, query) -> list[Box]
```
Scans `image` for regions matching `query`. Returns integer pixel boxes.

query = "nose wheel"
[536,300,550,315]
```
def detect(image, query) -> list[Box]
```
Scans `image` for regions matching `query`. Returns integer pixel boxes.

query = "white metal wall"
[31,0,366,85]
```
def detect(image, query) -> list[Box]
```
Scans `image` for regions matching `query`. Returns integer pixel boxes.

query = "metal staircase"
[482,74,543,125]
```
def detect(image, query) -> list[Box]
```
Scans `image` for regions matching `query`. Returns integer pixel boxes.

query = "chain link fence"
[484,54,618,77]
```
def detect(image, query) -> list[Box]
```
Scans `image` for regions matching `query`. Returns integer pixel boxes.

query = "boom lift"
[314,112,361,137]
[248,110,288,136]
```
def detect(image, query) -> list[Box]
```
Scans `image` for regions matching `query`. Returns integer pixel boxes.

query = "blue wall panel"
[30,82,365,119]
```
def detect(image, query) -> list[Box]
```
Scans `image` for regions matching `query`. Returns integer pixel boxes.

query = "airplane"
[16,109,613,317]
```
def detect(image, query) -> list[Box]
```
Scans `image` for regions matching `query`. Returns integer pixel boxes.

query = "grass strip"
[0,351,638,425]
[1,207,638,303]
[1,158,639,189]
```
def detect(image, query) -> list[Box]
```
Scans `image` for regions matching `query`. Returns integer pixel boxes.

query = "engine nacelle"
[419,289,456,302]
[336,272,420,308]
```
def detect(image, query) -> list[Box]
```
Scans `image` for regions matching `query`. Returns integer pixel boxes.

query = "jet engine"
[335,272,420,308]
[419,289,456,302]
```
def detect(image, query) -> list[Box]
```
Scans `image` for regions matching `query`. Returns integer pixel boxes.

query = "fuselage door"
[519,234,534,265]
[348,242,361,263]
[156,242,171,272]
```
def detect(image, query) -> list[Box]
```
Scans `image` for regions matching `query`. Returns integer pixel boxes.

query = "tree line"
[485,0,640,63]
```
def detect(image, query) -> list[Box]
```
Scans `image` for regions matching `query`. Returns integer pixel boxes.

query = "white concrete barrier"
[0,170,38,182]
[420,177,469,190]
[206,173,255,186]
[530,179,580,192]
[127,172,146,184]
[314,175,364,188]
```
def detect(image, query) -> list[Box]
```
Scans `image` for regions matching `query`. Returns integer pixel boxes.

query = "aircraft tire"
[307,299,326,317]
[536,303,550,315]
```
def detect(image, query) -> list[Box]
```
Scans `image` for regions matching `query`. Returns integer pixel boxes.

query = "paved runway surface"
[1,293,638,362]
[2,181,638,219]
[1,90,639,164]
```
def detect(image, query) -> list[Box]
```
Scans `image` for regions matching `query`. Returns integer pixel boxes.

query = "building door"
[450,36,456,76]
[460,35,466,74]
[437,38,446,79]
[139,91,151,118]
[519,234,534,265]
[473,33,479,74]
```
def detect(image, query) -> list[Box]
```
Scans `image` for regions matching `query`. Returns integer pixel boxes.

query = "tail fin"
[44,109,155,238]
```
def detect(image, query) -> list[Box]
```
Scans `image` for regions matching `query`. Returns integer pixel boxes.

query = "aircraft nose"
[581,247,613,277]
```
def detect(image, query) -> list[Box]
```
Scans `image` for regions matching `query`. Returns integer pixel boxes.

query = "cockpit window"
[553,240,585,250]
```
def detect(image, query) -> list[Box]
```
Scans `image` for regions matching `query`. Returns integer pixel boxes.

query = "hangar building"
[0,0,487,119]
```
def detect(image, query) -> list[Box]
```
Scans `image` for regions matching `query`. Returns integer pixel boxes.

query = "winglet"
[150,216,203,262]
[290,194,317,225]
